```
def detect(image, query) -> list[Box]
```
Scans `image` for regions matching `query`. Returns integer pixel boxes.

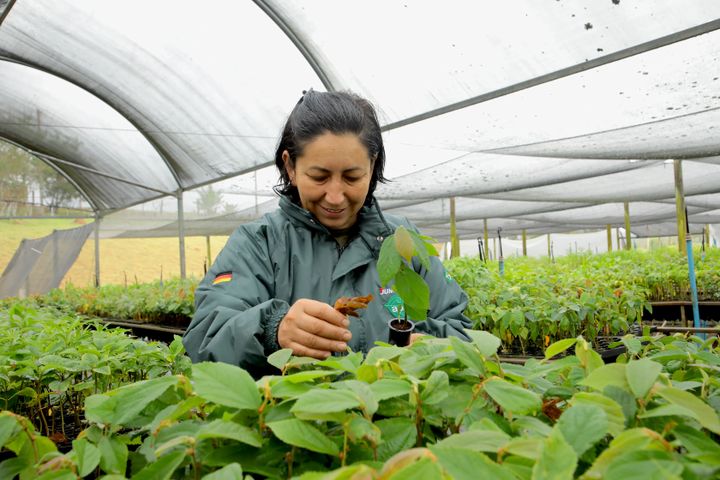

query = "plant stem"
[413,384,423,447]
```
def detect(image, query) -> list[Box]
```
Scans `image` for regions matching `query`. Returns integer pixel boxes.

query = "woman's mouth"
[321,206,345,216]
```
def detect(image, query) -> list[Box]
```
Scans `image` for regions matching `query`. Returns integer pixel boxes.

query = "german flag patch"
[212,272,232,285]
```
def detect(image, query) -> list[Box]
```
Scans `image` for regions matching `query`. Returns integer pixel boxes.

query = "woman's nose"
[325,179,345,205]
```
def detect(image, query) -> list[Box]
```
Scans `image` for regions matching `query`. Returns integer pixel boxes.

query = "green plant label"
[384,295,406,318]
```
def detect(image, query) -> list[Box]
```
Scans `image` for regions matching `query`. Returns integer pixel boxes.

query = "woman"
[183,90,471,377]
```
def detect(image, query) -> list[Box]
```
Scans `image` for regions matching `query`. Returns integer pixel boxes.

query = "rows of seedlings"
[1,326,719,478]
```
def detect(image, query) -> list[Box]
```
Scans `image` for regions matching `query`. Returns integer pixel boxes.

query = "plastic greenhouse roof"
[1,1,720,239]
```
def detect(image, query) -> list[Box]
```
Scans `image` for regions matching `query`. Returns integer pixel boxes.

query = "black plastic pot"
[388,318,415,346]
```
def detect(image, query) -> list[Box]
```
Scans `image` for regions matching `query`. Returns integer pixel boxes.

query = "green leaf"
[655,385,720,434]
[364,346,405,365]
[450,336,485,375]
[570,392,625,437]
[378,234,402,286]
[98,435,128,475]
[603,450,682,480]
[85,375,178,425]
[385,456,442,480]
[283,369,343,383]
[421,370,449,405]
[465,329,502,357]
[556,404,608,457]
[583,428,665,479]
[291,388,361,414]
[504,437,543,460]
[395,265,430,320]
[409,229,432,270]
[267,419,339,456]
[625,358,662,399]
[544,338,577,360]
[201,463,244,480]
[375,418,417,462]
[0,413,19,448]
[192,362,262,411]
[336,380,378,416]
[672,425,720,465]
[72,437,101,477]
[267,348,293,370]
[370,379,411,401]
[483,378,542,415]
[435,430,510,453]
[531,430,577,480]
[575,339,604,373]
[132,449,185,480]
[0,457,29,479]
[639,403,703,421]
[347,415,381,446]
[580,363,629,392]
[197,419,262,447]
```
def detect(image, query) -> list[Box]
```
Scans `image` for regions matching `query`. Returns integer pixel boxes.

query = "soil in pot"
[388,318,415,347]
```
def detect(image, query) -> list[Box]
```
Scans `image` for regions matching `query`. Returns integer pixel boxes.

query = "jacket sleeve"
[182,224,288,377]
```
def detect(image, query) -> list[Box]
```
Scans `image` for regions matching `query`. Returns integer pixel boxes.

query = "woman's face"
[283,132,373,231]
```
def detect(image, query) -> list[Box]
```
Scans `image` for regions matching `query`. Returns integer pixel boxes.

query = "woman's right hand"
[277,298,353,359]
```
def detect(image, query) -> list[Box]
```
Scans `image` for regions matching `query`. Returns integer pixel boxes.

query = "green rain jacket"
[183,195,471,377]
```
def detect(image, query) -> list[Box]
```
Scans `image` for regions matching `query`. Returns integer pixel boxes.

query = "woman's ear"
[282,150,296,185]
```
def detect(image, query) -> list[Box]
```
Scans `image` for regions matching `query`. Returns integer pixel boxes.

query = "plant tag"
[384,295,405,318]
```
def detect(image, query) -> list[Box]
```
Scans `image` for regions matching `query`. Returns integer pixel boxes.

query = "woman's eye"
[345,177,361,183]
[309,176,328,183]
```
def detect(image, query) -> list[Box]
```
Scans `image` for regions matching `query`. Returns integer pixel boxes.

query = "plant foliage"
[1,326,718,479]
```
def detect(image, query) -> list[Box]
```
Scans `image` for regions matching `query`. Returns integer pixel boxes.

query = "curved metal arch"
[251,0,336,92]
[381,19,720,132]
[0,135,100,213]
[0,0,16,27]
[0,56,184,193]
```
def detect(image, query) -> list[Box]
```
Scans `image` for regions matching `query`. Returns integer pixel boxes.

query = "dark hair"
[274,89,387,205]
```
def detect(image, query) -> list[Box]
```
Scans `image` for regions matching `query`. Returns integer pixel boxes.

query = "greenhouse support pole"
[623,202,631,250]
[606,224,612,252]
[497,227,504,276]
[449,197,459,258]
[177,191,187,279]
[522,229,527,256]
[547,234,551,258]
[206,235,212,267]
[674,159,687,255]
[483,219,489,260]
[706,224,711,248]
[686,231,703,337]
[94,213,100,287]
[52,229,59,285]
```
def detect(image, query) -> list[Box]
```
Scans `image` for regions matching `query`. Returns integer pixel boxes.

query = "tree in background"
[0,140,84,216]
[194,185,223,216]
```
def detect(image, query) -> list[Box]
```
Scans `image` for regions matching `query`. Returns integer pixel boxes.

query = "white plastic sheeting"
[1,0,720,239]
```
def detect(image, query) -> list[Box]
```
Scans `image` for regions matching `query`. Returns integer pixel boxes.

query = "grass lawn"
[1,219,229,287]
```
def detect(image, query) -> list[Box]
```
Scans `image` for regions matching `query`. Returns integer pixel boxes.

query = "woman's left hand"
[409,333,426,345]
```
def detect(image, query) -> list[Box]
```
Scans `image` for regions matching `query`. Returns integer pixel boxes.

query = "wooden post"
[94,214,101,287]
[674,159,687,255]
[450,197,459,258]
[705,224,711,247]
[177,191,187,279]
[483,219,489,260]
[623,202,631,250]
[606,224,612,252]
[547,234,551,258]
[522,229,527,256]
[206,235,212,266]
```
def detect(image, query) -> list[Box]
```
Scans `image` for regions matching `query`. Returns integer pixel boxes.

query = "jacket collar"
[278,195,394,280]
